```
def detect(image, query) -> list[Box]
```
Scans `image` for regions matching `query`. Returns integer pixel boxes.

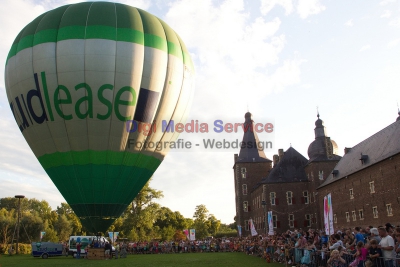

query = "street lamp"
[15,195,25,255]
[261,200,267,235]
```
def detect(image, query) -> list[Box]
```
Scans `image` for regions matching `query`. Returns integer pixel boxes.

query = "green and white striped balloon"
[5,1,194,232]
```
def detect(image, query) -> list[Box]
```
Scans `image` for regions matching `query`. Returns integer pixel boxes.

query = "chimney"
[273,154,279,167]
[278,149,284,161]
[344,147,352,155]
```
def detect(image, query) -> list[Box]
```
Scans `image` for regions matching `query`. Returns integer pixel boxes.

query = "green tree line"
[0,181,236,252]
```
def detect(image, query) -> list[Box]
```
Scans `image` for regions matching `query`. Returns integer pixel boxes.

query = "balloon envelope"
[5,2,194,232]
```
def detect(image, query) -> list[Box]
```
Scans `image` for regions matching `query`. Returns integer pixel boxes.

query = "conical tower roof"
[236,112,271,163]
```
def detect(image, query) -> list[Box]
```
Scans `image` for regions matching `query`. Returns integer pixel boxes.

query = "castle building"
[234,111,400,235]
[318,112,400,229]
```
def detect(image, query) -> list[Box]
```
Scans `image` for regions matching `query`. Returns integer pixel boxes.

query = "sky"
[0,0,400,224]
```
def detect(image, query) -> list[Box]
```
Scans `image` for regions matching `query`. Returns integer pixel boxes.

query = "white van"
[31,242,63,259]
[68,236,114,257]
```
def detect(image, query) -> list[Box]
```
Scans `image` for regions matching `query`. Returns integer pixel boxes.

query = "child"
[349,241,367,267]
[327,249,346,267]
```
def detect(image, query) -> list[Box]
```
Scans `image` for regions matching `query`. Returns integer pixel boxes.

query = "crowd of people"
[63,222,400,266]
[116,222,400,266]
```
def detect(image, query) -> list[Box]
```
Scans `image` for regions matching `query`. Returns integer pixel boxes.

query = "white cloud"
[381,10,391,18]
[387,38,400,48]
[389,17,400,27]
[345,19,353,27]
[296,0,326,19]
[380,0,396,5]
[115,0,152,9]
[165,0,302,117]
[260,0,325,19]
[360,44,371,52]
[260,0,293,16]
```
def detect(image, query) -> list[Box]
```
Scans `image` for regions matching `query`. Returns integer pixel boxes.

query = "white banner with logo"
[189,229,196,240]
[267,211,274,235]
[249,219,258,236]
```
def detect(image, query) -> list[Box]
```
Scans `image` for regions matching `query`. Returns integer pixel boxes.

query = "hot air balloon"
[5,2,195,232]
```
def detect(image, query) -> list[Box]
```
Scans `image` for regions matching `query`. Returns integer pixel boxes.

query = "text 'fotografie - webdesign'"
[125,118,275,152]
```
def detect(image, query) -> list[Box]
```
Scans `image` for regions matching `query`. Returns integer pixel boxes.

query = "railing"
[264,247,399,267]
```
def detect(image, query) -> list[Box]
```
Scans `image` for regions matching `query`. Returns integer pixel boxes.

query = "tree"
[42,221,60,242]
[28,199,53,223]
[0,208,15,252]
[0,197,29,213]
[56,203,82,235]
[114,180,164,240]
[160,225,175,241]
[54,214,72,242]
[154,207,188,230]
[207,214,221,236]
[173,230,186,241]
[193,205,210,239]
[20,212,44,243]
[193,204,208,223]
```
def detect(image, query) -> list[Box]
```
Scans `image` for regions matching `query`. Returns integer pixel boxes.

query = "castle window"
[345,212,350,222]
[352,211,356,221]
[243,201,248,212]
[369,181,375,193]
[245,220,249,231]
[386,204,393,216]
[349,188,354,199]
[303,191,309,204]
[319,170,324,180]
[286,191,293,205]
[359,209,364,220]
[372,206,378,218]
[333,214,337,223]
[305,214,312,227]
[241,167,246,178]
[242,184,247,195]
[270,192,276,205]
[288,214,294,228]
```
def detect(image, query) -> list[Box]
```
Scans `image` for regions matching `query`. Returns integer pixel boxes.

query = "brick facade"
[318,152,400,229]
[233,155,272,234]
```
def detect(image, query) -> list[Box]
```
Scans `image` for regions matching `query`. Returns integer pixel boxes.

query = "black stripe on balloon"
[134,88,160,123]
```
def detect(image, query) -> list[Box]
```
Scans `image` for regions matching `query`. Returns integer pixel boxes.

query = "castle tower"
[304,113,341,229]
[233,112,272,235]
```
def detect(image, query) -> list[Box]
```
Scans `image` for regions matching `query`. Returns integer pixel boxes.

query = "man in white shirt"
[378,227,395,267]
[329,234,344,250]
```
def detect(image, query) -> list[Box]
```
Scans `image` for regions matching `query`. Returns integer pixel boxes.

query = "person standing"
[76,242,81,259]
[115,242,119,259]
[104,241,111,260]
[378,227,395,267]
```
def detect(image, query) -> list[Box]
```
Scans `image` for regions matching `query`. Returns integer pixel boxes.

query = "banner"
[40,231,46,240]
[189,229,196,240]
[328,193,334,234]
[183,229,189,239]
[267,211,274,235]
[249,219,258,236]
[237,225,242,237]
[108,232,119,242]
[323,195,329,234]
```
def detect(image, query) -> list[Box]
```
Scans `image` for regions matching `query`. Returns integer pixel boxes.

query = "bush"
[215,231,238,238]
[3,243,32,255]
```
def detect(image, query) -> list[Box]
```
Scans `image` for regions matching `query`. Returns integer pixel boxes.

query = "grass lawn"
[0,253,285,267]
